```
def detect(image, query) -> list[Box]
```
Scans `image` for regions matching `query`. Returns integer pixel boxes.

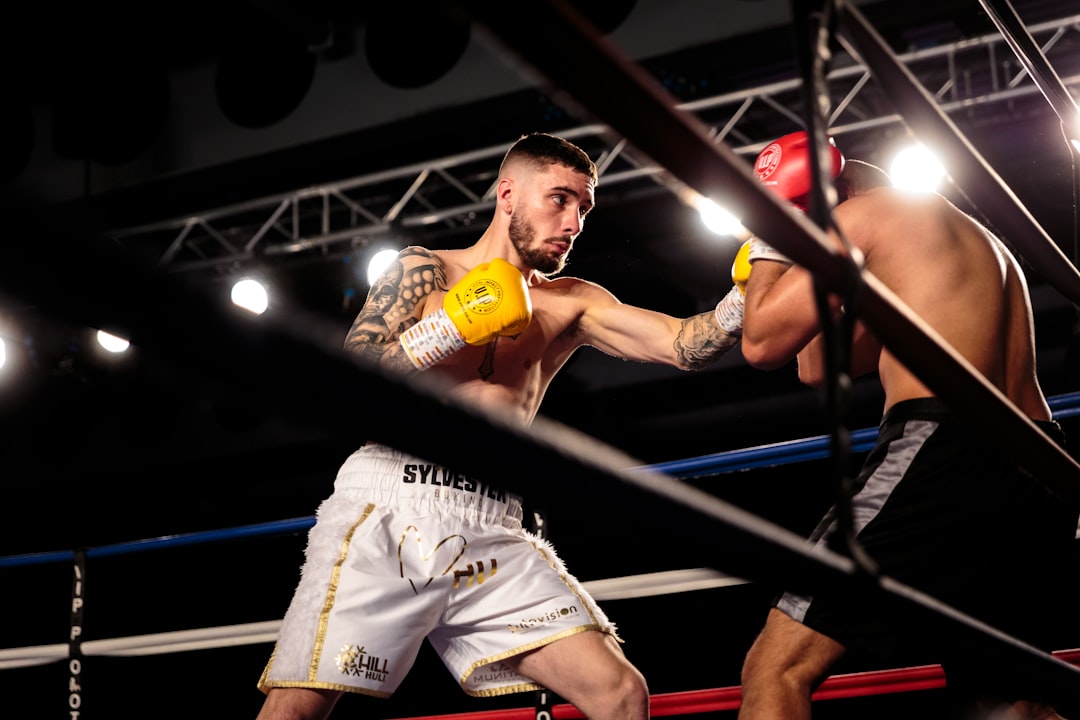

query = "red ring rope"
[388,649,1080,719]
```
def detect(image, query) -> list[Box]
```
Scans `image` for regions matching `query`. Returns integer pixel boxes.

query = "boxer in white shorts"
[258,443,618,698]
[256,132,746,720]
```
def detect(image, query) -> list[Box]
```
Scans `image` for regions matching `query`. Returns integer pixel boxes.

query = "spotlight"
[231,278,269,315]
[1067,113,1080,152]
[697,198,746,237]
[889,143,945,192]
[367,248,401,285]
[96,330,130,353]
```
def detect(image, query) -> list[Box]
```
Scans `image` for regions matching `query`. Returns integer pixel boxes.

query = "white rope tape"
[0,569,744,670]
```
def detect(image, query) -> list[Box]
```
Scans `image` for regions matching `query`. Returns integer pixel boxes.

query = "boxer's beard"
[509,211,567,275]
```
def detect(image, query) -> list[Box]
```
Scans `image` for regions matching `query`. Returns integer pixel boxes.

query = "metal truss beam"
[109,13,1080,276]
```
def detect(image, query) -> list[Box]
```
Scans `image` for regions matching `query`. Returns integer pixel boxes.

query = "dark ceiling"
[2,2,1080,717]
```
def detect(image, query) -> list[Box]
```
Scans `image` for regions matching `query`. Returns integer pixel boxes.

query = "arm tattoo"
[673,311,740,370]
[343,247,448,373]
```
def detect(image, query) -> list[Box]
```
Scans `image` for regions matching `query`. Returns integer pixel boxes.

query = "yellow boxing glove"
[400,258,533,370]
[731,237,752,296]
[714,239,752,335]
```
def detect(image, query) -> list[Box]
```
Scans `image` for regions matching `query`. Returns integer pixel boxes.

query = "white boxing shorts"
[257,443,618,698]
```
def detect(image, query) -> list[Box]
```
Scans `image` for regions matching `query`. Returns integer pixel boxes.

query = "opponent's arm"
[741,238,824,371]
[796,322,882,387]
[343,246,446,374]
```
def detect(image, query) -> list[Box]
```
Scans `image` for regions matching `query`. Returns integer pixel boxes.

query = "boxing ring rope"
[387,652,1080,720]
[979,0,1080,143]
[3,392,1079,720]
[1,0,1080,715]
[3,390,1080,670]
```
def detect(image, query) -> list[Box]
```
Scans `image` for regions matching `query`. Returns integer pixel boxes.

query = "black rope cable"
[792,0,878,577]
[978,0,1080,128]
[978,0,1080,357]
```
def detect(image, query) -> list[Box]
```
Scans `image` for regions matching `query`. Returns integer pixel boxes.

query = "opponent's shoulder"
[832,187,913,251]
[833,184,896,218]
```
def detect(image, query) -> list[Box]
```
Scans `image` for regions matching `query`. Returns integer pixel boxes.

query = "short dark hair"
[500,132,598,184]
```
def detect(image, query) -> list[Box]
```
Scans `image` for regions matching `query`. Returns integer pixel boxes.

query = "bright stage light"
[97,330,130,353]
[697,199,745,237]
[231,278,269,315]
[367,248,400,285]
[889,144,946,193]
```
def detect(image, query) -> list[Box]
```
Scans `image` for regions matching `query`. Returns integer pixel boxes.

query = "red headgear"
[753,130,845,210]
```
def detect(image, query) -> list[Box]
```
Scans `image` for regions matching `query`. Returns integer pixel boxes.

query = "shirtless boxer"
[737,131,1078,719]
[255,132,748,720]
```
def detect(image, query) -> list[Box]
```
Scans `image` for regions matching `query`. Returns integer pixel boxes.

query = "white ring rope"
[0,569,744,670]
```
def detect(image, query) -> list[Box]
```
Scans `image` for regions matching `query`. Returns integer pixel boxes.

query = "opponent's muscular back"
[840,187,1050,421]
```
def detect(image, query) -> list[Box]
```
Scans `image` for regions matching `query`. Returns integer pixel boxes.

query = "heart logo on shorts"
[397,525,467,593]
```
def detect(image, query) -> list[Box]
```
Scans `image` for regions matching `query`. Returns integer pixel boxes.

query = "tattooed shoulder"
[342,246,447,359]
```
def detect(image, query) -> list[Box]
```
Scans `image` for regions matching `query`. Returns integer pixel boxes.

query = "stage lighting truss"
[106,14,1080,279]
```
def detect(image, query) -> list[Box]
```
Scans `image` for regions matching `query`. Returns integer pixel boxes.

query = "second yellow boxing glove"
[714,239,752,336]
[732,238,752,296]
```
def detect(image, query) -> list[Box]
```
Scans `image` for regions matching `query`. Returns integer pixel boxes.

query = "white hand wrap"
[747,237,792,265]
[399,309,466,370]
[714,285,745,336]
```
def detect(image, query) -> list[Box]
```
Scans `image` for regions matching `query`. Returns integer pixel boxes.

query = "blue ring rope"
[4,390,1078,570]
